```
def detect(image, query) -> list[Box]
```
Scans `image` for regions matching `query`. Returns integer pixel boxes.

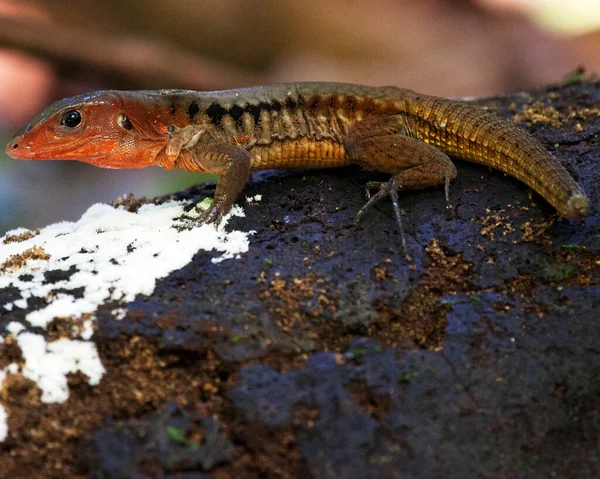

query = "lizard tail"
[404,96,589,219]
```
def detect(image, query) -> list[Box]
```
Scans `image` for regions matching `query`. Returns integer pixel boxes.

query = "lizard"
[4,82,589,250]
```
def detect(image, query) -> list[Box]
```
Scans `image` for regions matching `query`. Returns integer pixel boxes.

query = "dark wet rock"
[85,402,233,479]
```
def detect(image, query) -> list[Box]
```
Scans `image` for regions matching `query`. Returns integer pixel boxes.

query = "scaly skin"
[5,82,589,226]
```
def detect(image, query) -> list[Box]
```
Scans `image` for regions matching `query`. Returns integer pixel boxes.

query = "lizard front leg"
[165,126,251,225]
[344,115,457,254]
[191,143,251,225]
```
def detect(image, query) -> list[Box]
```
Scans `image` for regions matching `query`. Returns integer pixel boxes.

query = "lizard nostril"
[12,143,18,149]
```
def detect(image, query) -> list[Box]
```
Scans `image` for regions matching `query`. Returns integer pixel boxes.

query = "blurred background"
[1,0,599,231]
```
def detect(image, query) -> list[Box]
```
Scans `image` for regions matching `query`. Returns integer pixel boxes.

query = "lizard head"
[5,91,169,169]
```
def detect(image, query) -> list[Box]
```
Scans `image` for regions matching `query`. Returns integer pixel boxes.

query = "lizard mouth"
[5,134,113,161]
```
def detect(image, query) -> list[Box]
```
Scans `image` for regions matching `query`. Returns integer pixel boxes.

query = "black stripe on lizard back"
[187,102,200,122]
[206,103,227,126]
[228,104,245,125]
[205,99,285,128]
[285,96,297,110]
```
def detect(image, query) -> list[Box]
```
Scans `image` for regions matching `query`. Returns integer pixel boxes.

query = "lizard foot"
[195,201,228,226]
[354,178,409,259]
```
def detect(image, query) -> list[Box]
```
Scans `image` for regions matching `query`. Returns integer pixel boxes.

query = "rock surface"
[0,81,598,478]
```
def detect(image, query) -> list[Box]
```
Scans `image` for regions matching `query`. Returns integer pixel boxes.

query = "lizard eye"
[61,110,82,128]
[118,114,132,131]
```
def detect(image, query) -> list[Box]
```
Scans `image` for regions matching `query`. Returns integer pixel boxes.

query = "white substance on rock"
[245,194,263,203]
[13,299,28,309]
[0,199,254,441]
[0,200,251,327]
[77,318,95,340]
[6,321,25,336]
[0,405,7,442]
[111,307,128,320]
[16,332,105,403]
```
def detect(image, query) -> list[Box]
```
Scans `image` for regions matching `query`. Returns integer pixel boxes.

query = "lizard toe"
[354,180,392,225]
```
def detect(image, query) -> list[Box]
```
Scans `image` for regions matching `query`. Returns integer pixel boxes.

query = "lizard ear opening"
[118,114,133,131]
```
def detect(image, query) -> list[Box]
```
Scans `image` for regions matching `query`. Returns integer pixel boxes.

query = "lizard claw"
[354,178,410,259]
[354,181,391,225]
[364,181,386,200]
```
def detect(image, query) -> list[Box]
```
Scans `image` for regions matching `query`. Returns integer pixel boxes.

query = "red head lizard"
[5,83,589,250]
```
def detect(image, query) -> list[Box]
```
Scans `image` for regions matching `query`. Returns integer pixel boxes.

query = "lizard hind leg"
[354,176,409,254]
[344,119,458,254]
[353,161,456,256]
